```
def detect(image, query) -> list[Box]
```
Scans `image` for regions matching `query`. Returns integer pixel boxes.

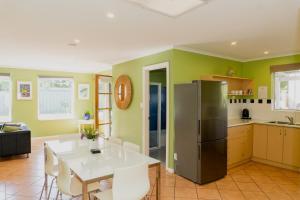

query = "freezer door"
[174,83,198,182]
[198,80,227,142]
[198,139,227,184]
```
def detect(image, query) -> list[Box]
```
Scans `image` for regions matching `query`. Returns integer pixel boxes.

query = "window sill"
[38,114,74,121]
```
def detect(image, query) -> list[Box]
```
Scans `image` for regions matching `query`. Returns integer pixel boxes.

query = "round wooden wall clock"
[114,75,132,110]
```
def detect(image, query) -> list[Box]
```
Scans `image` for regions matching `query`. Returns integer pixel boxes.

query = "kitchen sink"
[267,121,300,126]
[268,121,290,124]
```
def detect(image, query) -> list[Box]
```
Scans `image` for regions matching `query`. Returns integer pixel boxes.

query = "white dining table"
[44,137,161,200]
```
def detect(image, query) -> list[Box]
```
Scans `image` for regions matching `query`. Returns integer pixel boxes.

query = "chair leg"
[47,177,55,200]
[38,180,46,200]
[55,191,59,200]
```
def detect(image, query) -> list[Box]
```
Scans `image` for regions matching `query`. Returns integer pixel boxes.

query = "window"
[274,70,300,110]
[38,77,74,120]
[95,75,112,138]
[0,74,12,122]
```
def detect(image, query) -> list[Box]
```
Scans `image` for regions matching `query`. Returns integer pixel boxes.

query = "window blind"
[270,63,300,73]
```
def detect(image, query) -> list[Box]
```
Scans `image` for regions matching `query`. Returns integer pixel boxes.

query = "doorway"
[142,62,169,167]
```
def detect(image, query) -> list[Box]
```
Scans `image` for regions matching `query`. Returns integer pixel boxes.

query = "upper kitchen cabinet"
[201,75,254,96]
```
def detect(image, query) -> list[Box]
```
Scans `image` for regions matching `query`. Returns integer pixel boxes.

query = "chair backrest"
[56,158,72,196]
[112,162,150,200]
[45,145,58,176]
[109,137,123,145]
[123,141,140,153]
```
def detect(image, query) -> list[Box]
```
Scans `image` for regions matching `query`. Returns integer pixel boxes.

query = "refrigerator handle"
[197,120,201,143]
[198,145,201,160]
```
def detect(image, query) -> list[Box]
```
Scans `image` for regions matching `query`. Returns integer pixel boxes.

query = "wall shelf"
[201,75,254,96]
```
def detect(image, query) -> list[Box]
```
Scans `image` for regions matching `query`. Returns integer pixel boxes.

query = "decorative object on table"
[114,75,132,110]
[17,81,32,100]
[84,111,91,120]
[227,68,235,77]
[78,83,90,100]
[80,127,99,150]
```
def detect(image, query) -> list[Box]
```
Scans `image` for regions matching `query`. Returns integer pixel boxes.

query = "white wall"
[227,99,300,123]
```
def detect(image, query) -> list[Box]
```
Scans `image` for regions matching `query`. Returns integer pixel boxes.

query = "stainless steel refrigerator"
[174,80,227,184]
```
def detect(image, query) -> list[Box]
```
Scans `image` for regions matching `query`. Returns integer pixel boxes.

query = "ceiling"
[0,0,299,73]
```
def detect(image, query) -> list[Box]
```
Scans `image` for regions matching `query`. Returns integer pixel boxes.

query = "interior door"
[149,85,159,148]
[95,75,112,138]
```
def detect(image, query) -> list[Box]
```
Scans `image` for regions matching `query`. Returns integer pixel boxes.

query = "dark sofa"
[0,123,31,157]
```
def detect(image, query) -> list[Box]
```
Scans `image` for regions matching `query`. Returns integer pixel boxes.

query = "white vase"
[89,139,98,150]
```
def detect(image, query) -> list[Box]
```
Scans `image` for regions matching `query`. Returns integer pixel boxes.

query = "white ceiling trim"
[174,46,244,62]
[175,46,300,63]
[242,52,300,63]
[112,45,173,66]
[0,65,111,74]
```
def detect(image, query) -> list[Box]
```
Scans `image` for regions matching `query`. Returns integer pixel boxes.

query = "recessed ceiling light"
[68,39,80,46]
[264,51,269,55]
[231,41,237,46]
[106,12,115,19]
[128,0,207,17]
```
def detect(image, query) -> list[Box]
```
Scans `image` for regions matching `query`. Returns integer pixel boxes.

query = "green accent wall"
[150,69,166,86]
[112,50,173,147]
[112,49,243,169]
[242,54,300,98]
[0,67,94,137]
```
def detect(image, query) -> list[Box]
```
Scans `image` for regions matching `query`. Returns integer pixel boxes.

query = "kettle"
[241,108,251,119]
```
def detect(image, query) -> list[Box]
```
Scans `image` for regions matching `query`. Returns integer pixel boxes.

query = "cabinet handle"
[280,129,282,135]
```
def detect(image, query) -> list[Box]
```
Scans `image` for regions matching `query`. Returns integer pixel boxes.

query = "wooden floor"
[1,137,300,200]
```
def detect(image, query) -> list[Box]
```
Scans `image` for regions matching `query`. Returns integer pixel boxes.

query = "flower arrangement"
[84,111,91,120]
[80,127,99,140]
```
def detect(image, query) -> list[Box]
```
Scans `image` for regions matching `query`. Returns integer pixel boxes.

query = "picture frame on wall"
[78,83,90,100]
[17,81,32,100]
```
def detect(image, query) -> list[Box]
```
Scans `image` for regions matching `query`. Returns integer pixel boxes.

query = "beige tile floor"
[1,137,300,200]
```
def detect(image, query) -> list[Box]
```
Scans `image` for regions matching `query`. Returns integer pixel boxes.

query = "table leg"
[44,143,48,189]
[82,181,88,200]
[156,164,161,200]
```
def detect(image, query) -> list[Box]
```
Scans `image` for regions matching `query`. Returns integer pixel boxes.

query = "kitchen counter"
[228,119,300,129]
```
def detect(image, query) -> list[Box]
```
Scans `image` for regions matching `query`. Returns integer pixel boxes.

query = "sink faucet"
[286,116,294,125]
[0,123,6,131]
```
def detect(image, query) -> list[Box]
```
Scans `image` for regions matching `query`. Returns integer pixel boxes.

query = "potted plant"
[81,127,99,149]
[84,111,91,120]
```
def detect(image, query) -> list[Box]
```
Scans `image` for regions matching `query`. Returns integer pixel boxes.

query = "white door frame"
[142,61,170,169]
[149,82,162,150]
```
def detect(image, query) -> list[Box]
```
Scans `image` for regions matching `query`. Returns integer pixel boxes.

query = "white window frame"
[0,75,12,122]
[38,77,75,120]
[273,70,300,111]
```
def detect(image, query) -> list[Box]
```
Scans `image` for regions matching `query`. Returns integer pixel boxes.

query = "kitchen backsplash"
[227,99,300,123]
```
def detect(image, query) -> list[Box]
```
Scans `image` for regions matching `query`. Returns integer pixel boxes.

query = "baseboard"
[228,158,251,169]
[252,157,300,172]
[166,167,174,173]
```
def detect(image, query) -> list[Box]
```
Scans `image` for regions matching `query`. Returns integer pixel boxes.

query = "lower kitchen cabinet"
[253,124,300,168]
[267,126,284,163]
[282,128,300,167]
[253,124,268,159]
[228,125,252,166]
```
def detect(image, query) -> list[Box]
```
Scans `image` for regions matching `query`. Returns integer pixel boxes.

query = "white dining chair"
[108,136,123,145]
[39,145,58,200]
[123,141,140,152]
[93,162,150,200]
[56,158,100,200]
